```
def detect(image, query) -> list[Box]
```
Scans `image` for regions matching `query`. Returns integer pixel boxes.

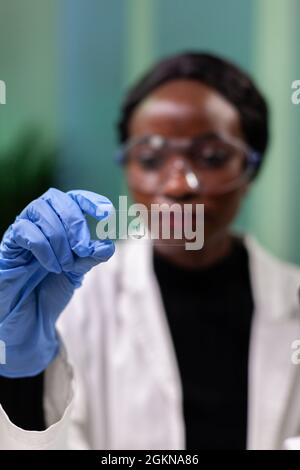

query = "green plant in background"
[0,131,56,237]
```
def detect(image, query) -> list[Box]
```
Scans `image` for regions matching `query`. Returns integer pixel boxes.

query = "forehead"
[128,79,243,140]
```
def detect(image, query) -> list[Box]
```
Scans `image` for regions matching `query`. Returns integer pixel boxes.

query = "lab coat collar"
[121,233,299,321]
[116,237,187,448]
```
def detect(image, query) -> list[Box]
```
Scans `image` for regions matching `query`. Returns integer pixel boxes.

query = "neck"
[153,231,234,269]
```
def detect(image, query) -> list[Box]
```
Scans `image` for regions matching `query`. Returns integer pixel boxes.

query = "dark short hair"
[117,51,269,177]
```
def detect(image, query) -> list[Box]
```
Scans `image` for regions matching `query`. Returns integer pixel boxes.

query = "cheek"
[125,171,154,208]
[125,166,156,208]
[129,189,153,208]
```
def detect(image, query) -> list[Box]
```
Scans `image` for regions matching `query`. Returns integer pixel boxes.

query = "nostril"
[176,194,196,203]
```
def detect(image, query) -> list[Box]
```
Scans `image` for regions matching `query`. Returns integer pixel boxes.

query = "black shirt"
[153,237,254,449]
[0,373,45,431]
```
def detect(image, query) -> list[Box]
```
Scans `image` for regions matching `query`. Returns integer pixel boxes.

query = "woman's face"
[126,79,249,251]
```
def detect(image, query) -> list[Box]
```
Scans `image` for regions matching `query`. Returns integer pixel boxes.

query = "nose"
[161,159,201,199]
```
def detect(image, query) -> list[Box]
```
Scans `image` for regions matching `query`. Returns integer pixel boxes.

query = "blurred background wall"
[0,0,299,262]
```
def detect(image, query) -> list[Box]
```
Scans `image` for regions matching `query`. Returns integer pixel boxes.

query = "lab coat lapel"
[118,238,185,449]
[245,236,300,449]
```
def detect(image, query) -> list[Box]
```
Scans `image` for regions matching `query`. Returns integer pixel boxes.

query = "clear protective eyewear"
[116,132,261,195]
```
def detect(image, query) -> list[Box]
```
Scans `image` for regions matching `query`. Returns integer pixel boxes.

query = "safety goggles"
[116,132,261,195]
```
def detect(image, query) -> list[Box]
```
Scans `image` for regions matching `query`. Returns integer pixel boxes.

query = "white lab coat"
[1,234,300,450]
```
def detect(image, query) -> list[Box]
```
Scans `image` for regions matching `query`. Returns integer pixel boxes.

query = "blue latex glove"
[0,188,115,378]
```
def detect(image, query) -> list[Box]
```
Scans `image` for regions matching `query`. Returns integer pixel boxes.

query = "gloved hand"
[0,188,115,378]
